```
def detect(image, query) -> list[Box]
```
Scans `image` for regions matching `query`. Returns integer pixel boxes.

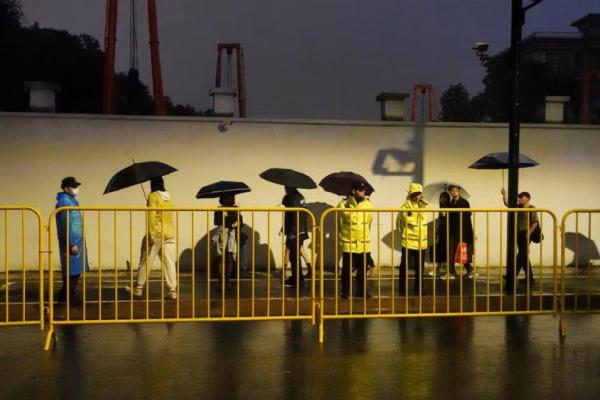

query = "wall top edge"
[1,112,599,130]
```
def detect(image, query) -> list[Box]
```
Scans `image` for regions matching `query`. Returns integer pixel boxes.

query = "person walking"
[282,186,311,286]
[397,183,428,295]
[337,182,373,298]
[132,177,177,300]
[501,188,539,291]
[212,193,244,291]
[446,185,475,279]
[55,177,88,304]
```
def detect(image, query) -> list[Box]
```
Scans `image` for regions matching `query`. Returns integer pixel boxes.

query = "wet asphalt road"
[1,314,599,400]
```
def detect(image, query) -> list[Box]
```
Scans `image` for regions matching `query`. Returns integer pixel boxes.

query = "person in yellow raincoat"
[337,182,373,298]
[396,182,428,295]
[132,177,177,300]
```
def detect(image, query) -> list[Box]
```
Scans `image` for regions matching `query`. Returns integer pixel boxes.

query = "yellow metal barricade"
[45,206,316,350]
[561,209,600,315]
[318,208,558,342]
[0,206,44,329]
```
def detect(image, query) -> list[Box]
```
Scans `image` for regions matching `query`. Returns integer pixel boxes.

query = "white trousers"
[135,236,177,291]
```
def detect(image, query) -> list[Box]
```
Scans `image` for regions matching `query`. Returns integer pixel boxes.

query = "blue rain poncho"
[55,192,89,276]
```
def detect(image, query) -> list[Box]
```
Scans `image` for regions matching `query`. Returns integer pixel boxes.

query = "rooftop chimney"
[24,81,60,112]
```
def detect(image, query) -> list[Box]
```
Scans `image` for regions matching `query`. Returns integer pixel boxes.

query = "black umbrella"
[196,181,251,199]
[319,171,375,196]
[469,152,539,169]
[259,168,317,189]
[104,161,177,194]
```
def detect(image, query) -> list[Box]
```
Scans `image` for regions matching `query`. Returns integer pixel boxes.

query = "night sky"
[20,0,597,119]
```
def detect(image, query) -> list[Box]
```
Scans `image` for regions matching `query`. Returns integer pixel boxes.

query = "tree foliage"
[439,83,487,122]
[0,0,201,115]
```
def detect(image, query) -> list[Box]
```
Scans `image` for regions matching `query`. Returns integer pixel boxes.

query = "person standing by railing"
[282,186,310,286]
[447,185,475,279]
[397,183,428,295]
[212,193,244,291]
[55,176,89,305]
[132,177,177,300]
[337,182,373,299]
[501,189,538,291]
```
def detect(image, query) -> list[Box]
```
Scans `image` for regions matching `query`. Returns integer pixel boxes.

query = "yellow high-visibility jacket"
[337,196,373,253]
[396,198,428,250]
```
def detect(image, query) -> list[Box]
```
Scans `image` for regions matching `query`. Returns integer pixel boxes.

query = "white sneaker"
[125,285,143,297]
[166,290,177,300]
[440,273,455,280]
[466,271,479,279]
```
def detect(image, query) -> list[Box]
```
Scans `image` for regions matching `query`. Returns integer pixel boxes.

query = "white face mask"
[71,187,80,196]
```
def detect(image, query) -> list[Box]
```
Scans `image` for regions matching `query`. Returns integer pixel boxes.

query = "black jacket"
[448,197,474,243]
[282,192,308,235]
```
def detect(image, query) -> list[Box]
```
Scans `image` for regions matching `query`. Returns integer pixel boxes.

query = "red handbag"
[454,242,468,264]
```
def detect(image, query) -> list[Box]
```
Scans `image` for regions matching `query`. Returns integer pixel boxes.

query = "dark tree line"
[440,54,581,123]
[0,0,203,116]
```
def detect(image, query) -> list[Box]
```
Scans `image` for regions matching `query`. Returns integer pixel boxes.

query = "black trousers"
[58,274,80,302]
[214,253,236,287]
[341,252,368,297]
[507,230,534,289]
[287,237,306,282]
[399,248,426,294]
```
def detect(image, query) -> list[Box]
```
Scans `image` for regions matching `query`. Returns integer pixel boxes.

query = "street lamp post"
[506,0,543,291]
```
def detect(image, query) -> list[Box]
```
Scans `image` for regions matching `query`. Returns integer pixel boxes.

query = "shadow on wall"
[178,224,276,273]
[564,232,600,268]
[371,124,425,183]
[305,202,336,271]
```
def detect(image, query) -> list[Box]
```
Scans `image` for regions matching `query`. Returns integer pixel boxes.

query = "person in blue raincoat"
[55,176,89,303]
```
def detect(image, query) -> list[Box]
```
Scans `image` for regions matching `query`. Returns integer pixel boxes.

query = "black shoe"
[340,292,349,299]
[284,277,303,287]
[356,292,371,299]
[304,269,312,279]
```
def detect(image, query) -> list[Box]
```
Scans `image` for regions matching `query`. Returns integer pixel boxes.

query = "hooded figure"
[55,176,89,303]
[132,176,177,300]
[396,182,428,295]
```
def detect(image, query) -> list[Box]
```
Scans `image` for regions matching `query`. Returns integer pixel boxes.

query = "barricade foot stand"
[44,326,56,351]
[318,315,324,344]
[559,315,568,340]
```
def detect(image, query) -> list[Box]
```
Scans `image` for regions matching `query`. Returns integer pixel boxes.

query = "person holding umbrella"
[397,183,428,295]
[55,176,89,304]
[212,193,244,291]
[337,182,373,298]
[132,176,177,300]
[259,168,317,286]
[196,180,251,292]
[501,188,539,290]
[446,185,475,279]
[282,186,311,286]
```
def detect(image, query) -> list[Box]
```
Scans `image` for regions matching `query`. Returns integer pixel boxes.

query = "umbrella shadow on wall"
[371,126,425,183]
[179,224,276,273]
[305,202,336,272]
[372,149,417,176]
[564,232,600,268]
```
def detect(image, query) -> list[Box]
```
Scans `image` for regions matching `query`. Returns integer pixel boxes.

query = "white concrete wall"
[1,112,599,271]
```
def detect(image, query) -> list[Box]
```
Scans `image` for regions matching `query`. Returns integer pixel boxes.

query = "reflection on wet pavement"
[1,315,600,399]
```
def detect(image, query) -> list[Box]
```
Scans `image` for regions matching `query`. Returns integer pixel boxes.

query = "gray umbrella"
[423,181,470,201]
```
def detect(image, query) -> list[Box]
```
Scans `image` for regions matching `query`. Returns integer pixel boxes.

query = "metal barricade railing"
[318,208,559,342]
[45,206,316,350]
[0,206,44,329]
[561,209,600,315]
